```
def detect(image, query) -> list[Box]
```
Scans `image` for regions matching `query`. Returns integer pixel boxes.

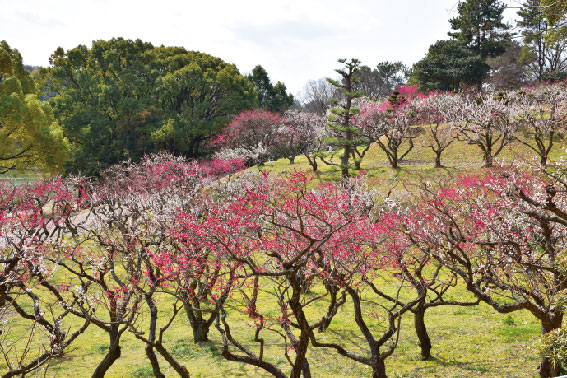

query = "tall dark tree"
[248,65,294,112]
[448,0,511,60]
[411,40,489,91]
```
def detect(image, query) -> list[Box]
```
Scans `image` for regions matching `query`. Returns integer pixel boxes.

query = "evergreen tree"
[248,65,294,112]
[324,58,363,178]
[43,38,256,175]
[449,0,511,60]
[411,40,489,91]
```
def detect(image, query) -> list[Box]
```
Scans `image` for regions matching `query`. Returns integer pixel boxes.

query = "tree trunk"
[155,343,190,378]
[184,301,213,343]
[145,345,164,378]
[301,359,312,378]
[540,154,547,167]
[91,334,121,378]
[311,160,318,172]
[484,152,493,168]
[192,321,211,343]
[484,141,493,168]
[290,324,311,378]
[288,273,312,378]
[289,156,295,165]
[434,152,442,169]
[145,294,165,378]
[391,159,398,169]
[539,316,563,378]
[341,150,350,178]
[0,284,5,307]
[371,357,388,378]
[414,302,432,361]
[354,160,361,170]
[391,148,399,169]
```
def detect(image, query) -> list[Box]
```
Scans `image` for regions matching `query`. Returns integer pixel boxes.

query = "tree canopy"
[448,0,510,59]
[518,0,567,81]
[248,65,294,112]
[354,61,409,99]
[42,38,256,175]
[0,41,68,175]
[411,40,489,91]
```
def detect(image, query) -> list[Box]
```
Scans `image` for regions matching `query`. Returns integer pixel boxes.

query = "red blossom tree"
[212,110,281,165]
[163,171,424,378]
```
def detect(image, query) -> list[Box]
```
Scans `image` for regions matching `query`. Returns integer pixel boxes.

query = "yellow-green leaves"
[0,41,68,175]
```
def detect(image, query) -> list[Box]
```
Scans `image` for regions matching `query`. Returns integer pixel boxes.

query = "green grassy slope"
[3,135,564,378]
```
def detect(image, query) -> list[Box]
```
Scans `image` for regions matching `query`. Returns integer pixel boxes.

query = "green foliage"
[130,365,155,378]
[248,65,294,112]
[411,40,489,91]
[171,339,199,359]
[541,0,567,24]
[325,58,364,177]
[518,0,567,81]
[42,38,256,175]
[540,328,567,372]
[502,315,516,326]
[0,41,68,174]
[448,0,510,59]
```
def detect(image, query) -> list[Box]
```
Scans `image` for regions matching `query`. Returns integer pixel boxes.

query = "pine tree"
[324,58,363,178]
[518,0,549,80]
[449,0,510,60]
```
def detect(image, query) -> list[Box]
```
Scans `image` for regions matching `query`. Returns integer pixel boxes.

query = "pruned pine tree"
[324,58,364,177]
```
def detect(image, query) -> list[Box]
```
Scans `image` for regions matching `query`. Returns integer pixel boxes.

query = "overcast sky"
[0,0,519,96]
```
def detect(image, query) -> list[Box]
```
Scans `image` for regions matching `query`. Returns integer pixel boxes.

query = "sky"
[0,0,520,96]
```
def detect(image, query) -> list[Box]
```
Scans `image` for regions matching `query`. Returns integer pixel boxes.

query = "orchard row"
[214,79,567,172]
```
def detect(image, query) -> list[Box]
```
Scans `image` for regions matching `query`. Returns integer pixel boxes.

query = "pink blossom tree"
[47,154,214,377]
[184,171,427,378]
[212,110,281,166]
[272,110,326,166]
[355,87,425,169]
[186,172,380,377]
